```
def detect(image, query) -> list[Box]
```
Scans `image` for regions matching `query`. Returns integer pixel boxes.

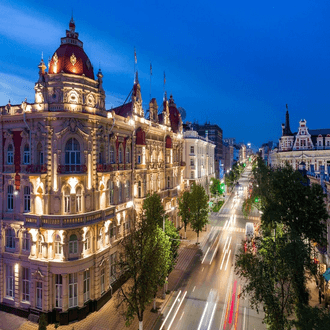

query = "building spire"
[282,104,293,136]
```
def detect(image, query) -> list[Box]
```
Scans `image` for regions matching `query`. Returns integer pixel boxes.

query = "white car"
[245,222,254,240]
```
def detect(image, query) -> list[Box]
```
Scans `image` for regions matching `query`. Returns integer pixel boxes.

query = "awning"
[322,268,330,282]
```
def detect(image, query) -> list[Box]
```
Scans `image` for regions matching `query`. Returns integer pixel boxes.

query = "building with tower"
[0,19,185,324]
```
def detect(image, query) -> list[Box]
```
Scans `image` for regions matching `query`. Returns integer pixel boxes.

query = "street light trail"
[167,291,187,330]
[220,250,228,270]
[201,246,210,264]
[197,302,209,330]
[159,290,182,330]
[206,300,217,330]
[243,307,247,330]
[224,250,232,271]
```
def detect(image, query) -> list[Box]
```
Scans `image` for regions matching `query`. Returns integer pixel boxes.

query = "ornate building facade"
[0,19,185,324]
[182,129,215,193]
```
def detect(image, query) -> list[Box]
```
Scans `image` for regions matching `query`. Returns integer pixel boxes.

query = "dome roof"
[48,19,94,80]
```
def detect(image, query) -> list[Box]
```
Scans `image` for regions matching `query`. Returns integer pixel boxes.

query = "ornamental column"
[62,274,68,311]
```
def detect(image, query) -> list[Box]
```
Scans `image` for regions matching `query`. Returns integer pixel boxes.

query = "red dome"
[48,20,94,80]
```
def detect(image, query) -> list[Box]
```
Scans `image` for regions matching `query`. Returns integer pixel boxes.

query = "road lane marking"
[159,290,182,330]
[223,236,229,251]
[201,247,210,264]
[179,311,184,321]
[225,249,232,271]
[167,291,187,330]
[192,286,196,292]
[202,267,204,272]
[197,302,209,330]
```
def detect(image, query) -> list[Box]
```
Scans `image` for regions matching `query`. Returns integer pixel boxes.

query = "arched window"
[65,138,80,167]
[126,180,130,199]
[7,144,13,165]
[110,145,115,164]
[84,231,91,251]
[7,185,13,211]
[6,228,15,249]
[98,228,104,248]
[55,234,62,255]
[138,181,142,198]
[64,187,70,213]
[109,221,116,240]
[100,267,105,294]
[69,234,78,254]
[37,143,43,165]
[76,187,82,212]
[126,146,130,163]
[98,144,105,164]
[24,186,31,212]
[108,180,114,204]
[23,144,30,164]
[119,146,123,164]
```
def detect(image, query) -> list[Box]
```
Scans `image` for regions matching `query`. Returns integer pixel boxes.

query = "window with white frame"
[65,138,80,167]
[6,228,15,249]
[6,264,14,298]
[110,145,115,164]
[22,231,30,251]
[36,281,42,309]
[55,274,62,308]
[109,222,116,240]
[119,146,123,164]
[84,231,91,251]
[109,180,114,205]
[126,180,130,199]
[37,143,43,165]
[101,267,105,294]
[118,182,122,203]
[55,234,62,256]
[24,186,31,212]
[69,234,78,255]
[64,187,70,213]
[22,267,30,302]
[7,185,13,211]
[110,252,117,283]
[68,273,78,308]
[23,144,30,164]
[126,146,130,163]
[190,146,194,154]
[83,270,90,302]
[191,171,194,179]
[137,155,141,164]
[76,187,82,212]
[7,144,14,164]
[190,158,194,166]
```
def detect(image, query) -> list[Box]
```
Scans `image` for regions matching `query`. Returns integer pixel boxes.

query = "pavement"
[0,223,211,330]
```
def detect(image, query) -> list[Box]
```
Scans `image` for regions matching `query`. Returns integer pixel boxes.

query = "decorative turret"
[162,92,170,127]
[149,98,158,123]
[282,104,293,136]
[168,94,182,133]
[132,71,144,117]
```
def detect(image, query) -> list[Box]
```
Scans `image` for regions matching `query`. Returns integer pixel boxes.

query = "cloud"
[0,3,62,48]
[0,72,35,105]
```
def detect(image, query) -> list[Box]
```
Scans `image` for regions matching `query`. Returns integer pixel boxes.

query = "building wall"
[182,130,215,194]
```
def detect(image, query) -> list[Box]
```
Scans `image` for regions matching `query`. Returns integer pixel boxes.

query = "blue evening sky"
[0,0,329,148]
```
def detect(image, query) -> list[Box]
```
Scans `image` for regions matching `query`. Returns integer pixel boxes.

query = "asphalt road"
[154,166,266,330]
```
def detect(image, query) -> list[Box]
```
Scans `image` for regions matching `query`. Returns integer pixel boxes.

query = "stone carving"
[70,53,77,66]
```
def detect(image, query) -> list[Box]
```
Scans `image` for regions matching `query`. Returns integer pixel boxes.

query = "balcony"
[3,165,15,173]
[168,187,178,198]
[97,163,131,172]
[22,164,47,174]
[24,206,115,229]
[57,164,87,174]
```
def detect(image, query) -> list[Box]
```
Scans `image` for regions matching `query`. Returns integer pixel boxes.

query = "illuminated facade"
[0,19,185,324]
[183,130,215,193]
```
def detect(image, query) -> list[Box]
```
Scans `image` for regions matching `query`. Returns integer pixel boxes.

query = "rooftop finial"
[69,12,75,32]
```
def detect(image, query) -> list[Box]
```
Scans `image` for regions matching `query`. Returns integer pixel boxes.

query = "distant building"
[259,141,277,165]
[192,123,223,179]
[223,142,234,172]
[183,130,215,193]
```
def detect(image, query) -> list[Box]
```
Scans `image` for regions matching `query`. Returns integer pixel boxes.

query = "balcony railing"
[57,164,87,174]
[24,206,115,229]
[3,165,15,173]
[97,163,131,172]
[24,164,47,174]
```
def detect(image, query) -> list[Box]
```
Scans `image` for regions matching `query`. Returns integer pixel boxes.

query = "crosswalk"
[175,248,198,270]
[217,214,260,221]
[219,226,245,233]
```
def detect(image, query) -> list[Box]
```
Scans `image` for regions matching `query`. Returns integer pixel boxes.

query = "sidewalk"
[13,225,211,330]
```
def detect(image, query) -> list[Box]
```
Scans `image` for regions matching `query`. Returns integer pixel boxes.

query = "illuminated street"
[154,166,265,330]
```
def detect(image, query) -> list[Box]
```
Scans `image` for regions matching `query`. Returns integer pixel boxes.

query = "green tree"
[117,215,171,330]
[210,177,221,196]
[142,192,165,229]
[38,314,47,330]
[178,190,191,239]
[189,183,209,243]
[164,218,180,273]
